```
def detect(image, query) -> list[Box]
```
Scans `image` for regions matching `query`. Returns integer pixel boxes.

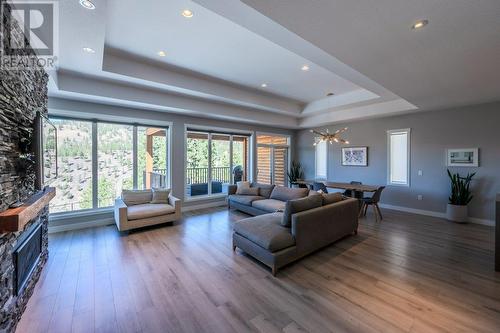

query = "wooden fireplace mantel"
[0,187,55,233]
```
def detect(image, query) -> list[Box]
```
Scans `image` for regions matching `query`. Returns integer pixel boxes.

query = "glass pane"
[97,123,133,208]
[233,136,248,183]
[273,147,288,186]
[186,132,209,198]
[211,134,231,193]
[315,141,327,179]
[390,132,408,184]
[257,146,271,184]
[137,127,168,190]
[50,119,93,213]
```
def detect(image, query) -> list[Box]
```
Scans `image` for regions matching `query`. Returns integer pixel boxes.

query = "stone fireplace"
[0,1,49,332]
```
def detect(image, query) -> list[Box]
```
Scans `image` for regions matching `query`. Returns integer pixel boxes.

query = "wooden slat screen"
[273,147,287,186]
[257,146,271,184]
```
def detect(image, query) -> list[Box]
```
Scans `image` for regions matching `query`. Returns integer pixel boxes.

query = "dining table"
[295,180,379,198]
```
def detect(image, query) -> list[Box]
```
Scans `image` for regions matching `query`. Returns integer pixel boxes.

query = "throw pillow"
[237,187,259,196]
[251,182,275,198]
[122,190,153,206]
[281,195,323,227]
[322,192,343,205]
[270,186,309,202]
[236,181,251,194]
[151,188,170,204]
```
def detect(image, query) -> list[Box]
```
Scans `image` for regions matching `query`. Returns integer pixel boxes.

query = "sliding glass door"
[186,130,249,199]
[256,134,290,186]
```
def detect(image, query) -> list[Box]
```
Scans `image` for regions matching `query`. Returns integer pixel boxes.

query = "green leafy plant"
[287,161,304,185]
[447,169,476,206]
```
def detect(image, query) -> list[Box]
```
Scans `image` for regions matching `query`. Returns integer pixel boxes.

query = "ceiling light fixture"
[157,51,166,57]
[261,83,267,88]
[412,19,428,30]
[301,65,310,71]
[182,9,194,18]
[311,127,350,145]
[79,0,96,10]
[83,47,95,53]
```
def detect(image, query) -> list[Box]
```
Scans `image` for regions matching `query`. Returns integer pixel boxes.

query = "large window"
[50,119,93,213]
[49,117,170,213]
[186,129,249,199]
[97,123,133,208]
[315,141,327,179]
[388,129,410,186]
[137,127,169,190]
[256,134,290,186]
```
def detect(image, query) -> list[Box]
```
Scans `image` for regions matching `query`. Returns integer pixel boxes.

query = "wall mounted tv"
[34,112,58,191]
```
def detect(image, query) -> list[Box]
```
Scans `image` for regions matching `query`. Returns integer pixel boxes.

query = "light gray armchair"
[114,189,181,231]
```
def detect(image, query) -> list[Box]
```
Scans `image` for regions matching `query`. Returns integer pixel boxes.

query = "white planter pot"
[446,204,468,223]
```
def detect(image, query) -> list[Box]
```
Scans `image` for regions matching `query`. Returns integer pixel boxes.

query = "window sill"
[49,207,114,221]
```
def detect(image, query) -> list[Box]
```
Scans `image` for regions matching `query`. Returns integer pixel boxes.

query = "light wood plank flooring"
[16,207,500,333]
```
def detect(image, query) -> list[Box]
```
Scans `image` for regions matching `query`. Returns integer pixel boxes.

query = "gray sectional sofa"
[226,182,309,215]
[226,183,359,276]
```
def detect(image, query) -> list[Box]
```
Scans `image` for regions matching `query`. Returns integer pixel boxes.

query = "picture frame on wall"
[446,148,479,167]
[342,147,368,166]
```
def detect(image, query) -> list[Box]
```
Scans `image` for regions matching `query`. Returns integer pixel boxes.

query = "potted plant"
[287,161,304,187]
[446,169,475,223]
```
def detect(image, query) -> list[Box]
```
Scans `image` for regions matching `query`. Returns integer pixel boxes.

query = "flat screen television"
[34,112,57,190]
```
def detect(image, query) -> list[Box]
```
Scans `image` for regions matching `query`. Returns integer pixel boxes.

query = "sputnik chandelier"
[311,127,350,146]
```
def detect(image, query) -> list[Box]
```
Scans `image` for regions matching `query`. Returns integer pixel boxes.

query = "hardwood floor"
[16,207,500,333]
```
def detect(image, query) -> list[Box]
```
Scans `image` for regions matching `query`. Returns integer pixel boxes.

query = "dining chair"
[359,186,385,221]
[312,182,328,192]
[344,181,363,198]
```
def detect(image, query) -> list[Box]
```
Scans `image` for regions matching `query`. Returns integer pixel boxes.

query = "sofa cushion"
[270,186,309,202]
[127,203,176,220]
[252,199,286,213]
[122,190,153,206]
[322,193,344,205]
[233,213,295,252]
[251,183,275,198]
[229,194,265,206]
[237,187,260,196]
[151,188,170,204]
[282,195,323,227]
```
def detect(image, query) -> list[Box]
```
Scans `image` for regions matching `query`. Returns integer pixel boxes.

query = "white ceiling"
[105,0,361,103]
[47,0,500,129]
[240,0,500,111]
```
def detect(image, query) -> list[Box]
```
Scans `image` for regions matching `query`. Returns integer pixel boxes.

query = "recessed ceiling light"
[301,65,310,71]
[261,83,267,88]
[83,47,95,53]
[157,51,166,57]
[326,92,334,97]
[412,19,428,30]
[79,0,96,10]
[182,9,194,18]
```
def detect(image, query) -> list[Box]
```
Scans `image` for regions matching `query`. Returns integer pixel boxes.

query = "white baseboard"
[379,204,494,226]
[182,200,227,212]
[48,217,114,233]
